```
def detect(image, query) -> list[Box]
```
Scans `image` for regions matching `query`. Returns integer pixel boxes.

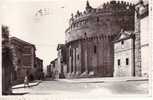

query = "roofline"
[50,58,58,64]
[10,36,36,49]
[112,34,135,43]
[57,44,65,50]
[36,57,43,61]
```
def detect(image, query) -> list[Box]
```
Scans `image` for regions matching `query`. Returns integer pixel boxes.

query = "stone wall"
[65,36,114,78]
[10,37,36,82]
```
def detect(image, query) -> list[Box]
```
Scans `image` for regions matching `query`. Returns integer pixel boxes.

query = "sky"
[0,0,139,74]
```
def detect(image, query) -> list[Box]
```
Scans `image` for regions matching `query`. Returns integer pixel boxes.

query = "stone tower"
[64,1,135,78]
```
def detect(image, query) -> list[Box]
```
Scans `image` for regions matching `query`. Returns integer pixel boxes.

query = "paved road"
[12,80,149,98]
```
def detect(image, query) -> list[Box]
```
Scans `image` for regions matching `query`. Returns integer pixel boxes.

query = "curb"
[126,78,149,82]
[72,81,105,83]
[59,78,149,83]
[12,81,41,89]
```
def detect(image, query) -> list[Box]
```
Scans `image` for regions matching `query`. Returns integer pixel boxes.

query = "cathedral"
[49,0,150,79]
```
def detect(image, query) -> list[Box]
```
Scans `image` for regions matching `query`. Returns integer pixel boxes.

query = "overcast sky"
[0,0,139,74]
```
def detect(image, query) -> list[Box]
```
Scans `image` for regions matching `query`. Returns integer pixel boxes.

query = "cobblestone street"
[12,79,149,98]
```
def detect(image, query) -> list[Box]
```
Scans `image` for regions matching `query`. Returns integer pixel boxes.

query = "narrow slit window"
[126,58,129,65]
[121,40,124,45]
[97,17,99,22]
[77,54,79,60]
[94,45,97,54]
[118,59,120,66]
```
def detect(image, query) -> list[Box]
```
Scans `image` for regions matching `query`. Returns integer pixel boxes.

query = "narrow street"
[12,79,149,98]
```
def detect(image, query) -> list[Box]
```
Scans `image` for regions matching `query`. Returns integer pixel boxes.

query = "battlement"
[100,0,134,9]
[66,1,135,33]
[65,1,135,43]
[68,1,134,25]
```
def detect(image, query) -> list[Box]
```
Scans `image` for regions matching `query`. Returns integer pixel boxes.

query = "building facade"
[47,58,60,80]
[64,1,135,78]
[46,64,52,77]
[135,0,150,77]
[2,25,13,95]
[34,57,44,80]
[113,31,135,77]
[50,0,150,79]
[54,58,60,79]
[10,37,36,83]
[113,0,150,77]
[57,44,66,78]
[54,58,59,79]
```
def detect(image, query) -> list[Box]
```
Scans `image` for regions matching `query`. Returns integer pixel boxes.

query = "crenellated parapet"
[66,1,135,32]
[65,0,135,43]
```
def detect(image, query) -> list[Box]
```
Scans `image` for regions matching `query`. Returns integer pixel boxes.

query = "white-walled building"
[113,31,135,77]
[114,0,150,77]
[137,1,150,77]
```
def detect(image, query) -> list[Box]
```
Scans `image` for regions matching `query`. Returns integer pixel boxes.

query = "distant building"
[10,37,36,83]
[50,61,55,78]
[46,64,51,77]
[34,57,44,80]
[54,58,59,79]
[113,30,135,77]
[48,58,60,80]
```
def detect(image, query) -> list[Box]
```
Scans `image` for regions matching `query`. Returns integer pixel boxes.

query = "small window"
[94,45,97,54]
[121,40,124,45]
[118,59,120,66]
[126,58,129,65]
[106,18,110,21]
[18,59,21,64]
[77,55,79,60]
[97,17,99,22]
